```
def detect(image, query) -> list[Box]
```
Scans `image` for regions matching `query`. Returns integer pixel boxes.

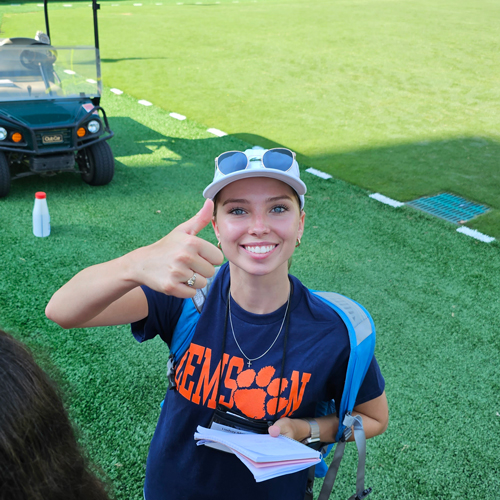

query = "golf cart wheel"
[78,141,114,186]
[0,151,11,198]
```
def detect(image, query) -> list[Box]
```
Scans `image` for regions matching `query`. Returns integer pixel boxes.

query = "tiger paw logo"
[232,366,289,419]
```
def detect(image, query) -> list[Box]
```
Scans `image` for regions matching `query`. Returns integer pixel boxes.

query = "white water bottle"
[33,192,50,237]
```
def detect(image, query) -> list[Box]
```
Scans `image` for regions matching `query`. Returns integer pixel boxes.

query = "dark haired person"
[47,147,388,500]
[0,330,111,500]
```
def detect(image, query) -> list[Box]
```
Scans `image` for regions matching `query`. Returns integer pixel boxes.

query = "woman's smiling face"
[212,177,305,277]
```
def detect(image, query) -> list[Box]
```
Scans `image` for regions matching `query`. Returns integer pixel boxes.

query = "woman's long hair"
[0,330,111,500]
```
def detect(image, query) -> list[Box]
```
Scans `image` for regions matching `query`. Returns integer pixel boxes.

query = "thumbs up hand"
[128,199,224,298]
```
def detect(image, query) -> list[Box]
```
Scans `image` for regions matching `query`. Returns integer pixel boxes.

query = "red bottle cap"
[35,192,46,199]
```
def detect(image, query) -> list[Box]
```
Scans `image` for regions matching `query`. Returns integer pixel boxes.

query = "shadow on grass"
[6,117,249,204]
[5,120,498,237]
[231,133,500,238]
[107,116,249,163]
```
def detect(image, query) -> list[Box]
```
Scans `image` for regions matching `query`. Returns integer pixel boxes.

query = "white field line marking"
[369,193,405,208]
[207,128,227,137]
[110,88,123,95]
[63,69,76,75]
[306,167,332,180]
[133,3,142,5]
[170,112,186,120]
[456,226,495,243]
[63,4,73,7]
[138,99,153,106]
[86,79,97,84]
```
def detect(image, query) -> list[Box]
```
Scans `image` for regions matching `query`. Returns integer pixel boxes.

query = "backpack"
[165,269,376,500]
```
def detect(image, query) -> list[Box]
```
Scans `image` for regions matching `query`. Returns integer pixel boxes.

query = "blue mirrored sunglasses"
[215,148,296,175]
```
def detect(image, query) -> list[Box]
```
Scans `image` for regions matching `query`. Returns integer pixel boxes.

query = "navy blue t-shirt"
[132,263,384,500]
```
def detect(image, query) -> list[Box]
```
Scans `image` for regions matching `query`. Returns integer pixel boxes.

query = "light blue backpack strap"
[311,291,375,442]
[166,298,199,389]
[166,267,221,389]
[170,299,200,361]
[310,290,376,500]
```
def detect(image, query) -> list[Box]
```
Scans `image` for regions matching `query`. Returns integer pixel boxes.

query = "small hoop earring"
[295,238,301,248]
[217,240,222,250]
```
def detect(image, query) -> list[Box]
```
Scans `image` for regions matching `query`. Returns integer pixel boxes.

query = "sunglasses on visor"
[215,148,296,175]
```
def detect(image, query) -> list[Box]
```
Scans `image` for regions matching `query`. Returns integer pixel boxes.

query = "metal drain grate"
[407,193,489,224]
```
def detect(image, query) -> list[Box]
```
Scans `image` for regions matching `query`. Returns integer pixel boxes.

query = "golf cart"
[0,0,114,198]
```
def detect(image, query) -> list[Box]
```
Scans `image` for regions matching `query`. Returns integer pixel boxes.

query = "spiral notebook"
[194,426,321,482]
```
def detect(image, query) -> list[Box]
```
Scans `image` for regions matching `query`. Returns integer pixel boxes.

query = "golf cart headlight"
[87,120,100,134]
[0,127,7,141]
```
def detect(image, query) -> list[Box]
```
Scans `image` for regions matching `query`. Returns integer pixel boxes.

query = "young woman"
[46,147,388,500]
[0,330,111,500]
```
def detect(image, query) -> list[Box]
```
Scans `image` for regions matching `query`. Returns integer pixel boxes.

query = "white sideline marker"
[138,99,153,106]
[306,167,332,180]
[170,112,186,121]
[63,69,76,75]
[207,128,227,137]
[456,227,495,243]
[63,4,72,7]
[369,193,405,208]
[86,79,97,84]
[134,3,142,6]
[110,88,123,95]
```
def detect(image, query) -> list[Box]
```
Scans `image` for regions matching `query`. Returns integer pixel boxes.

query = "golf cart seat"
[0,36,57,83]
[0,37,43,46]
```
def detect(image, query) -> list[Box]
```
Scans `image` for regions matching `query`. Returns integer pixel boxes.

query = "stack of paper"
[194,426,321,482]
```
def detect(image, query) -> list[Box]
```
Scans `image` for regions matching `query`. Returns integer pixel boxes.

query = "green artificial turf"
[2,0,499,236]
[1,2,500,499]
[0,87,499,499]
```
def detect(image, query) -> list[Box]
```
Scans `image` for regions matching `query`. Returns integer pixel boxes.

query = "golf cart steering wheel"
[20,47,57,70]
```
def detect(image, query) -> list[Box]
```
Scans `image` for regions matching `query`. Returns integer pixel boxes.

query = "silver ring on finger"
[186,273,197,287]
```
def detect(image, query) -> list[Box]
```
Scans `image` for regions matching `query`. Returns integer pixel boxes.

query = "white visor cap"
[203,147,306,209]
